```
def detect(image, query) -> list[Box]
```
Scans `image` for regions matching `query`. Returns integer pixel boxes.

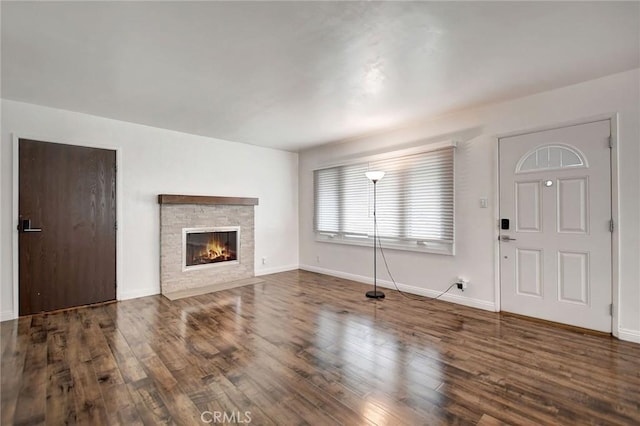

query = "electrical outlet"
[262,257,267,265]
[456,277,469,291]
[316,255,320,263]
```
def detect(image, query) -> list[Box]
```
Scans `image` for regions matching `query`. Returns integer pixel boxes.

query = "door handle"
[500,235,516,242]
[18,219,42,232]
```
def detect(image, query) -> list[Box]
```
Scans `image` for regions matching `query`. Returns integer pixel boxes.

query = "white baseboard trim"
[118,286,159,301]
[1,310,16,322]
[299,264,368,284]
[255,264,299,276]
[299,264,496,312]
[618,327,640,344]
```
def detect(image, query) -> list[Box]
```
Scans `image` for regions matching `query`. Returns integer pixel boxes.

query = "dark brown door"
[19,139,116,315]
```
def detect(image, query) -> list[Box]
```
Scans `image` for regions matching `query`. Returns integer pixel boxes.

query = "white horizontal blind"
[314,167,340,233]
[314,146,454,248]
[372,148,454,242]
[314,163,369,234]
[340,163,369,235]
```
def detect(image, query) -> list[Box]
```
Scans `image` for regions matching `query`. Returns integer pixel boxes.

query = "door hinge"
[608,136,613,149]
[115,220,118,231]
[609,219,614,233]
[609,303,614,316]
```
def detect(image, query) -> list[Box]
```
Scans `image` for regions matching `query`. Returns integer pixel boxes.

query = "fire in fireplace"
[183,227,240,270]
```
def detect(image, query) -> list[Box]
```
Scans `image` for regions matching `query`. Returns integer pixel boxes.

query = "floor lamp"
[365,171,385,299]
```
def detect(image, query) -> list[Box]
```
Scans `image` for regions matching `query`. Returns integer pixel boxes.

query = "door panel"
[515,181,541,232]
[558,251,588,304]
[515,248,543,297]
[557,178,588,233]
[499,120,612,332]
[19,139,116,315]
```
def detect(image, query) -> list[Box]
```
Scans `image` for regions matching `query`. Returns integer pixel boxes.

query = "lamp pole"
[365,171,385,299]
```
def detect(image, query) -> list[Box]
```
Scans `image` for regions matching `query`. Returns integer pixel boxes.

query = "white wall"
[1,99,299,320]
[299,69,640,342]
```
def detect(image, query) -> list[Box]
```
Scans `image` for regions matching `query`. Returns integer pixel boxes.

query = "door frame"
[11,133,123,319]
[494,113,620,337]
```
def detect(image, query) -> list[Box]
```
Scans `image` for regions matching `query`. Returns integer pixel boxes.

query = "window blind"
[314,146,454,253]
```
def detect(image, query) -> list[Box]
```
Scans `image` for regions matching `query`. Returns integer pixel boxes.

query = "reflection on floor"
[2,270,639,425]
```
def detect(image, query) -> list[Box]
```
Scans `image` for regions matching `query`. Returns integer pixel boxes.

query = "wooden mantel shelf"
[158,194,259,206]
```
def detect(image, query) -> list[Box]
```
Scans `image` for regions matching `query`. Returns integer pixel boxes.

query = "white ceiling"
[2,2,638,152]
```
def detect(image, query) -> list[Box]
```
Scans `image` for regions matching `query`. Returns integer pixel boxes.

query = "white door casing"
[499,120,612,332]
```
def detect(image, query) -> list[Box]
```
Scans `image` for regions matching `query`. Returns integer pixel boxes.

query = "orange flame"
[200,238,229,260]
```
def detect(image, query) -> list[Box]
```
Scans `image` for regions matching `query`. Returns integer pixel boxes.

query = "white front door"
[499,120,612,332]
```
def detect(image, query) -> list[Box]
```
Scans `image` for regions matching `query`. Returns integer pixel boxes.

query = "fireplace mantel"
[158,194,259,206]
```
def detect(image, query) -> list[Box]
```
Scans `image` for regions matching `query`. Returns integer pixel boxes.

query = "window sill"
[315,233,454,256]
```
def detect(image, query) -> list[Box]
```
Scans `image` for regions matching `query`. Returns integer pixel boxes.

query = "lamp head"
[365,171,385,183]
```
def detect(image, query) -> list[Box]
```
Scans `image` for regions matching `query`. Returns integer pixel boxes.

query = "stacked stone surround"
[159,203,255,295]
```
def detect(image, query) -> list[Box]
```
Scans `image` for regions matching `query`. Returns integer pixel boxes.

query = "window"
[516,144,586,173]
[314,146,455,254]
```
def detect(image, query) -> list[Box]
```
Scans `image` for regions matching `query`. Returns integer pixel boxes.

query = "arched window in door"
[516,144,587,174]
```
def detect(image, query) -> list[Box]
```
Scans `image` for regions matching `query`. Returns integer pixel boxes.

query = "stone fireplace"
[158,195,258,298]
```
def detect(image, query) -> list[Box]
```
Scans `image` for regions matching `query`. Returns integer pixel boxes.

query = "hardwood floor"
[2,270,639,425]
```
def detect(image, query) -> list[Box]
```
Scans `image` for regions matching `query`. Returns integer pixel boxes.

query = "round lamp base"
[366,290,385,299]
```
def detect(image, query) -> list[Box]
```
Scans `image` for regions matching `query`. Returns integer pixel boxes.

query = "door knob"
[500,235,516,242]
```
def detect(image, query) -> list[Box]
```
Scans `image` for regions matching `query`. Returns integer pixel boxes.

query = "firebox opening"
[183,227,239,270]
